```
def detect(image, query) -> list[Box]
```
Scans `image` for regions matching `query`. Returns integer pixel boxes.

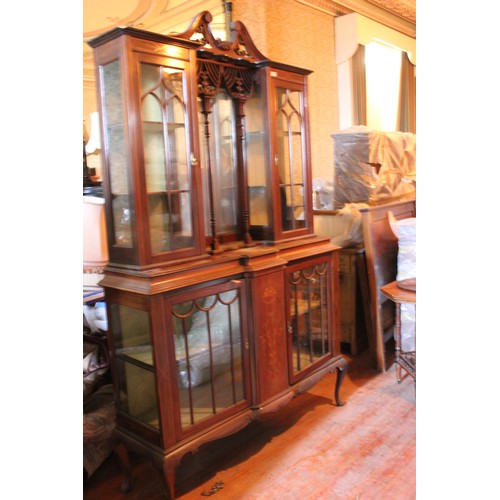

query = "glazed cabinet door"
[138,53,203,261]
[286,254,337,384]
[163,279,252,441]
[246,65,314,242]
[271,71,313,240]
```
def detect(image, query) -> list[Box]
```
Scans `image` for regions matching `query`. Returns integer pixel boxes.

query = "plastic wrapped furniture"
[332,126,416,209]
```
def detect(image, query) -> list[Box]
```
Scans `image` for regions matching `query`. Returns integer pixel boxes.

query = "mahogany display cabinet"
[88,11,347,498]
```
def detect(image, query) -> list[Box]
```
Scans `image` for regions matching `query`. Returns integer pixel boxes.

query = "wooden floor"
[83,348,416,500]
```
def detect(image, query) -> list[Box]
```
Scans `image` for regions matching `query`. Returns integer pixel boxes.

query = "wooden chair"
[359,199,416,372]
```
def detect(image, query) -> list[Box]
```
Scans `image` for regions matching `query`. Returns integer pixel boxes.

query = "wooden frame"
[359,199,416,372]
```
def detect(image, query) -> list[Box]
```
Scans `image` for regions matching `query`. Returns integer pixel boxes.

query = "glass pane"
[102,61,132,247]
[172,289,244,429]
[291,112,305,224]
[246,81,269,226]
[276,88,305,231]
[199,90,238,236]
[289,263,330,374]
[140,62,194,253]
[110,303,159,429]
[116,359,159,428]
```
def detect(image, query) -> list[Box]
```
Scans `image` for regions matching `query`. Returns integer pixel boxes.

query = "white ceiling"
[83,0,225,80]
[83,0,224,39]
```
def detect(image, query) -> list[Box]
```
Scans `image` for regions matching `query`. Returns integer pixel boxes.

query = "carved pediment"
[172,10,268,63]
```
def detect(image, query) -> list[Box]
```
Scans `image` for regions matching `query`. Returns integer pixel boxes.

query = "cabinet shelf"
[118,346,154,369]
[220,131,265,140]
[277,131,302,137]
[143,120,186,129]
[279,182,305,188]
[291,298,321,317]
[147,189,188,196]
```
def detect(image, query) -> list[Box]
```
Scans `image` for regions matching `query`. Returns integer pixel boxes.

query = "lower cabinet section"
[103,241,348,499]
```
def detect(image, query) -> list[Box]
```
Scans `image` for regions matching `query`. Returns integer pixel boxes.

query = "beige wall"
[83,75,101,178]
[83,83,97,137]
[234,0,339,182]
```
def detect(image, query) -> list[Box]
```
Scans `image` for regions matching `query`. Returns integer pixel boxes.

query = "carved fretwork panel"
[196,60,255,101]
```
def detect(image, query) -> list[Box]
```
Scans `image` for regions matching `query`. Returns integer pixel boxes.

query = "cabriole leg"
[160,462,177,500]
[334,362,348,406]
[113,442,133,494]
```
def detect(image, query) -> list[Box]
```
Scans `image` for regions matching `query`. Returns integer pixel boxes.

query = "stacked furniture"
[332,126,416,209]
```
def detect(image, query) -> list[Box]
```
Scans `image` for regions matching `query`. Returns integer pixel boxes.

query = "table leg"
[394,303,402,383]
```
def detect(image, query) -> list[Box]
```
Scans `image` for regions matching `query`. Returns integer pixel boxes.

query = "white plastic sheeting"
[331,126,416,209]
[389,213,416,352]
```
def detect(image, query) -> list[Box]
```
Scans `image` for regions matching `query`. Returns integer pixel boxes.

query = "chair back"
[359,199,416,371]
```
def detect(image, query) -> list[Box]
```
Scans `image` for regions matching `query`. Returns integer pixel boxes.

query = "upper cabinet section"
[89,12,315,271]
[249,65,313,242]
